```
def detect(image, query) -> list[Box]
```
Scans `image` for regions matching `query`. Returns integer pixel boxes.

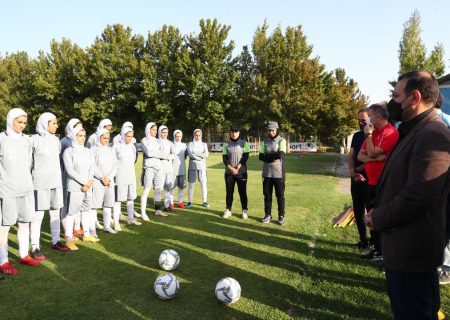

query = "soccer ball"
[154,273,179,300]
[159,249,180,271]
[215,277,241,304]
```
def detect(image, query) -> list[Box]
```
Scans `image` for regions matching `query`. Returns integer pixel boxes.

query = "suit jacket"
[372,109,450,273]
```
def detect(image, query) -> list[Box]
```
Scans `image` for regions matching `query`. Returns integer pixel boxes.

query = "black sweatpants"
[225,172,248,211]
[366,184,381,254]
[350,177,368,243]
[263,177,285,217]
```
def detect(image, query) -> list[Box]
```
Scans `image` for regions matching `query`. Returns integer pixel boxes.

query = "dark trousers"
[263,177,285,217]
[385,268,440,320]
[366,184,381,254]
[350,177,368,243]
[225,172,248,211]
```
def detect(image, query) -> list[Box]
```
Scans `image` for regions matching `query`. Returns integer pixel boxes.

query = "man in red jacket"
[367,71,450,320]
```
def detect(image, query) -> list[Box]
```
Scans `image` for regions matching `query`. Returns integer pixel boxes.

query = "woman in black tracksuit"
[222,125,250,219]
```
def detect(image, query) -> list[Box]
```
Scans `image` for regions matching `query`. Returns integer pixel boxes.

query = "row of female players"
[0,108,209,275]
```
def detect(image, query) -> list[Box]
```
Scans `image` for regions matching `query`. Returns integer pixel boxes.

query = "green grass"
[1,153,449,319]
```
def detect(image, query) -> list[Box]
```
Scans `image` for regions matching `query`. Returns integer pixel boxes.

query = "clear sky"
[1,0,449,104]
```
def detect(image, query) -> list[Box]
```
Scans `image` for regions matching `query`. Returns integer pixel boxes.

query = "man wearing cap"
[259,121,287,225]
[222,125,250,219]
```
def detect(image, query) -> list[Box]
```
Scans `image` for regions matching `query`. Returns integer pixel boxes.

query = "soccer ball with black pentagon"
[154,273,179,300]
[215,277,241,304]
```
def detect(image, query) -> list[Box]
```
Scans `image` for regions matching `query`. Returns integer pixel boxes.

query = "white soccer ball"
[154,273,179,300]
[159,249,180,271]
[215,277,241,304]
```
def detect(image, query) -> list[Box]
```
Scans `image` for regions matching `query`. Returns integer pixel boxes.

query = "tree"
[398,10,445,76]
[142,25,184,128]
[78,24,146,133]
[179,19,237,144]
[251,22,326,140]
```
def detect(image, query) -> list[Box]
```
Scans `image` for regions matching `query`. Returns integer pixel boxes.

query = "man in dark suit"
[366,70,450,320]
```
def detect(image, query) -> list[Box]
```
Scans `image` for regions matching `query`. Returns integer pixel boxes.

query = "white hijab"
[71,127,86,149]
[158,125,168,140]
[121,121,133,130]
[97,128,110,148]
[193,128,203,146]
[65,118,81,138]
[145,122,157,139]
[97,118,112,132]
[173,129,183,144]
[6,108,27,140]
[36,112,56,137]
[121,126,134,144]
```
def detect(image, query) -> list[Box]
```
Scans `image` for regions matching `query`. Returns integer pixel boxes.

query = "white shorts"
[0,193,35,225]
[67,191,92,215]
[115,184,137,202]
[92,186,115,209]
[34,188,64,211]
[141,167,162,190]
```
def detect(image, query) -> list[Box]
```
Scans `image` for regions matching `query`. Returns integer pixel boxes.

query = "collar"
[398,108,433,139]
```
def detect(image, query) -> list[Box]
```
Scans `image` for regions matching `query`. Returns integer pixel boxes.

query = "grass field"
[1,153,449,319]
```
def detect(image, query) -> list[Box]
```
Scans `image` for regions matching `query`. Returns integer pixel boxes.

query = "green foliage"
[0,20,366,145]
[398,10,446,77]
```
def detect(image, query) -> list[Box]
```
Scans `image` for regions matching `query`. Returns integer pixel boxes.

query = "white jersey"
[31,133,62,190]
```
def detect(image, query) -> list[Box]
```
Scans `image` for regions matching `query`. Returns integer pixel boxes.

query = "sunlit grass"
[1,153,449,319]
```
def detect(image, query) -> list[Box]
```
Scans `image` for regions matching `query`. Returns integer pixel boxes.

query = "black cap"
[230,125,241,132]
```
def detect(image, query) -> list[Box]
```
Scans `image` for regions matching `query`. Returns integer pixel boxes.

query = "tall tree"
[142,25,184,128]
[398,10,445,76]
[179,19,237,144]
[78,24,146,133]
[252,22,326,140]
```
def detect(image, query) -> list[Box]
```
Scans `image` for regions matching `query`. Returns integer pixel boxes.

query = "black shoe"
[278,216,285,225]
[363,249,383,261]
[31,248,46,261]
[356,240,369,250]
[261,215,272,223]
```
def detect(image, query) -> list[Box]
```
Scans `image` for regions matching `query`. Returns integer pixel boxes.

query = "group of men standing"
[348,70,450,319]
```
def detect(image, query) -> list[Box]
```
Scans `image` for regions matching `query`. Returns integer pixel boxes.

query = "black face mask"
[358,121,366,131]
[387,96,409,122]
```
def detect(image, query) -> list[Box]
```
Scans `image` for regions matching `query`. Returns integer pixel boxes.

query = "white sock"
[201,181,208,203]
[188,183,195,203]
[89,210,97,235]
[113,202,121,225]
[164,191,170,208]
[60,207,67,233]
[30,210,45,251]
[0,226,10,265]
[74,213,81,231]
[154,187,161,202]
[17,222,30,258]
[49,209,61,245]
[127,200,134,220]
[169,190,175,205]
[141,187,151,216]
[178,189,184,204]
[81,211,90,236]
[65,215,75,241]
[103,207,112,229]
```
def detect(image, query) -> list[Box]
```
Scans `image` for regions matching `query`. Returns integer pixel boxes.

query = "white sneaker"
[134,211,141,218]
[128,218,142,225]
[141,214,150,221]
[114,223,122,232]
[223,209,232,218]
[104,227,117,234]
[155,210,168,217]
[242,210,248,219]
